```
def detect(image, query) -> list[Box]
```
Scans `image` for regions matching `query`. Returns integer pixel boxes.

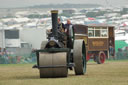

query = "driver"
[57,18,65,32]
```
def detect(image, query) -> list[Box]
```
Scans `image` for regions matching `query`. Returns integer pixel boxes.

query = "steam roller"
[33,10,87,78]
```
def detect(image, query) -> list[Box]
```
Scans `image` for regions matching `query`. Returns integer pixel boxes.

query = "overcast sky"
[0,0,128,8]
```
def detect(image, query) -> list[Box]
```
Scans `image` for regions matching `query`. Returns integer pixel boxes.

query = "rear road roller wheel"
[73,40,86,75]
[39,52,68,78]
[97,51,106,64]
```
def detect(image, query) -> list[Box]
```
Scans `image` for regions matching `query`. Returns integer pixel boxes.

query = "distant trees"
[2,14,14,18]
[86,11,106,17]
[30,4,101,9]
[27,14,49,18]
[59,13,73,17]
[121,8,128,15]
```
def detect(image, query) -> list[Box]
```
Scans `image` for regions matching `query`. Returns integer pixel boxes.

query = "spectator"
[30,49,37,62]
[3,48,9,64]
[0,48,3,64]
[109,40,115,59]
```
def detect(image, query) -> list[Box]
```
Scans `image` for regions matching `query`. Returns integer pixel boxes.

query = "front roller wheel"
[39,52,68,78]
[73,40,86,75]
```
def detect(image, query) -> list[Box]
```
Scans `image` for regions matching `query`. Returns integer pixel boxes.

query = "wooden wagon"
[74,24,115,64]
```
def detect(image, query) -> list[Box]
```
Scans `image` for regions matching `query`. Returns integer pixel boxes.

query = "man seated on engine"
[46,18,65,35]
[57,18,65,32]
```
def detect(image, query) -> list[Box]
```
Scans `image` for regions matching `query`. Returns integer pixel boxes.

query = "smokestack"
[51,10,58,37]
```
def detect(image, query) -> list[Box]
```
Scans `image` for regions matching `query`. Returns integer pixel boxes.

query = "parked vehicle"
[74,24,115,64]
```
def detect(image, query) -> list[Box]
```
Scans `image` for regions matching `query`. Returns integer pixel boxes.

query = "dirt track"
[0,60,128,85]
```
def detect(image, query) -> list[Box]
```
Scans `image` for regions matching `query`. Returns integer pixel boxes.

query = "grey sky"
[0,0,128,8]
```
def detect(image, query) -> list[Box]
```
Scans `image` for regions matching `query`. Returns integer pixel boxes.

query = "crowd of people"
[0,48,37,64]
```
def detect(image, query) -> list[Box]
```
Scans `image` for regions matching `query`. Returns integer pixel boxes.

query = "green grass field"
[0,60,128,85]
